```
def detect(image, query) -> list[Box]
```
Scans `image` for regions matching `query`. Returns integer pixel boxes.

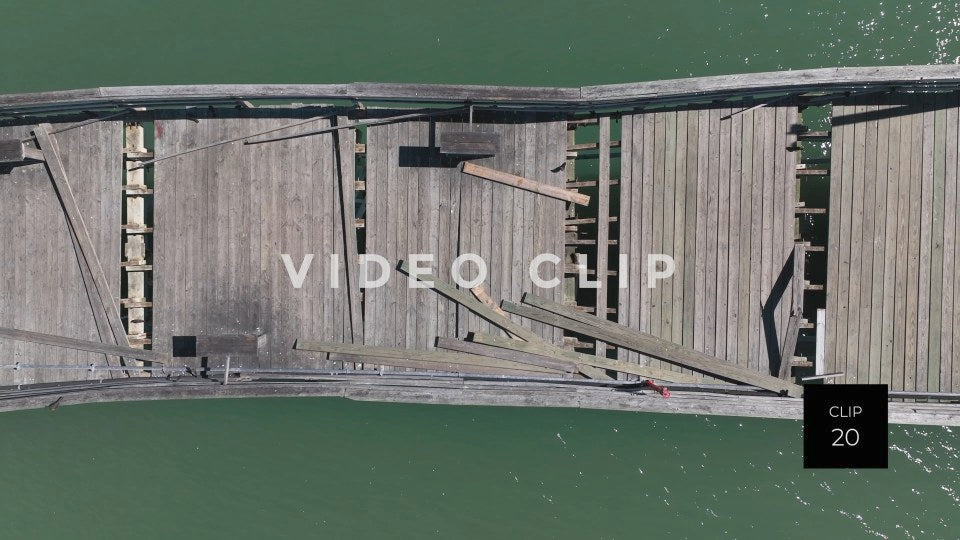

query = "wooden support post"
[595,115,611,356]
[508,293,803,396]
[460,162,590,205]
[34,124,132,359]
[334,116,364,344]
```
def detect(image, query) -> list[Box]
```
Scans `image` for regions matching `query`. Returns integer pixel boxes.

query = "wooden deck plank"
[595,115,611,355]
[871,102,891,386]
[946,93,960,392]
[694,109,709,354]
[857,102,878,385]
[726,109,743,364]
[905,94,924,392]
[916,96,935,391]
[892,98,914,391]
[661,110,677,355]
[749,107,765,373]
[737,110,755,368]
[879,102,900,387]
[682,110,699,351]
[929,94,947,392]
[716,107,731,359]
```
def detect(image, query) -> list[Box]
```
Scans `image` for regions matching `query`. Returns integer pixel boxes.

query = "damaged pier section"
[1,67,960,424]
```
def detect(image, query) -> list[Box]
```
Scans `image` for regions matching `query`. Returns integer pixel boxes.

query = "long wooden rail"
[3,66,960,115]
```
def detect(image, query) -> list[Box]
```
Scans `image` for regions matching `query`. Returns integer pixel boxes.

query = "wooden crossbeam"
[34,124,133,361]
[0,326,168,364]
[459,162,590,205]
[507,294,803,397]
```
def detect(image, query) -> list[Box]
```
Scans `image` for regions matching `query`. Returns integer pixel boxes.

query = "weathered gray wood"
[779,314,801,380]
[34,124,131,356]
[7,66,960,116]
[511,294,803,396]
[0,326,168,364]
[152,111,347,369]
[825,91,960,392]
[435,337,576,373]
[439,131,500,155]
[471,332,704,383]
[595,115,611,355]
[0,139,42,163]
[294,340,564,375]
[460,161,589,205]
[929,94,946,392]
[334,116,364,344]
[398,260,543,343]
[944,93,959,392]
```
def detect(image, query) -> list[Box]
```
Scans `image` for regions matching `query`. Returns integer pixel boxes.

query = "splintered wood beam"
[470,284,522,340]
[459,162,590,205]
[508,294,804,397]
[779,314,802,380]
[397,260,542,343]
[0,326,169,364]
[334,116,363,344]
[294,340,564,375]
[435,337,576,373]
[34,124,133,357]
[470,332,704,383]
[397,263,610,380]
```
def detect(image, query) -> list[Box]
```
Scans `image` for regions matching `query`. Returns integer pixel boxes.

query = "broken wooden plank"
[397,260,542,342]
[0,326,168,364]
[435,337,576,373]
[470,284,522,340]
[779,313,802,379]
[34,124,133,357]
[508,294,803,396]
[460,161,590,205]
[294,340,563,375]
[471,332,705,384]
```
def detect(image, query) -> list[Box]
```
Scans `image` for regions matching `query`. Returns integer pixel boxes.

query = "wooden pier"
[1,66,960,422]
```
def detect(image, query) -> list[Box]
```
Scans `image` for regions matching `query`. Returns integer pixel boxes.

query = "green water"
[3,1,960,538]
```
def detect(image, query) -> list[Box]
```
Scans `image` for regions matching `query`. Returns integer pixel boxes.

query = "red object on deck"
[642,380,670,398]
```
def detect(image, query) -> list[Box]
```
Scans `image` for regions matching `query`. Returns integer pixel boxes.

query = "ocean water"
[1,1,959,538]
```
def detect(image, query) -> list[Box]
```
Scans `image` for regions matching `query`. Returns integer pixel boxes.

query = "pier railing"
[3,65,960,115]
